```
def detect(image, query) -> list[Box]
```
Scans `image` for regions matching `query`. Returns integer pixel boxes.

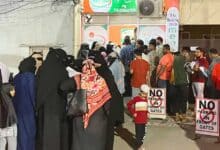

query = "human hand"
[133,113,137,117]
[194,63,199,71]
[10,89,15,97]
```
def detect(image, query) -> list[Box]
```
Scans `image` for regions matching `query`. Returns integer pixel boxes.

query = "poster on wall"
[83,0,137,13]
[109,25,136,46]
[166,7,179,52]
[120,28,135,44]
[83,25,108,48]
[165,0,179,52]
[138,25,166,45]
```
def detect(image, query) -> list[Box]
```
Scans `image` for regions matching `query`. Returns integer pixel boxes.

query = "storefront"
[76,0,220,53]
[81,0,168,47]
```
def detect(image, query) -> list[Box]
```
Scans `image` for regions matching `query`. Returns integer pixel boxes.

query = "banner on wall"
[165,0,179,52]
[83,0,137,14]
[120,28,135,44]
[109,25,136,46]
[138,25,166,45]
[166,7,179,52]
[83,25,108,48]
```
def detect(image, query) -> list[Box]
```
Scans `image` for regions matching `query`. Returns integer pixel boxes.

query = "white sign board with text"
[195,98,220,136]
[166,7,179,52]
[148,88,166,119]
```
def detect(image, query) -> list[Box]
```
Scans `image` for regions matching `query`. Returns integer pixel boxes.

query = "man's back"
[120,45,134,71]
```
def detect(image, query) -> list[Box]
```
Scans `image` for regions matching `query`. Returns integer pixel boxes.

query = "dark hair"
[143,45,148,49]
[18,57,36,73]
[106,43,114,55]
[182,46,190,53]
[173,51,180,55]
[91,41,97,50]
[134,48,142,56]
[156,36,163,43]
[196,47,206,54]
[123,36,131,45]
[136,39,144,46]
[65,55,75,67]
[149,39,156,47]
[209,48,218,54]
[80,43,90,51]
[163,44,170,50]
[99,46,106,52]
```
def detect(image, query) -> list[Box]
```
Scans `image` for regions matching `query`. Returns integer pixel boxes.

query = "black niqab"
[36,48,69,150]
[18,57,36,73]
[0,69,17,128]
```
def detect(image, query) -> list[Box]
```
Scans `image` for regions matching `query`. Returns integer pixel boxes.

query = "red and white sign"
[195,98,220,136]
[148,88,166,119]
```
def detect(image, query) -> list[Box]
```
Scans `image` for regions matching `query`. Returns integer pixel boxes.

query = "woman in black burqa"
[0,70,17,129]
[36,48,69,150]
[89,51,124,150]
[0,69,17,150]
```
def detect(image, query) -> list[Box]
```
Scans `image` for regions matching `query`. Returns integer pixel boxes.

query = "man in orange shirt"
[156,44,174,115]
[130,48,150,98]
[156,44,174,88]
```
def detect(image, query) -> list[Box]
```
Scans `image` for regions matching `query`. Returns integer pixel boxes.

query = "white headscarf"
[0,62,10,83]
[66,66,81,78]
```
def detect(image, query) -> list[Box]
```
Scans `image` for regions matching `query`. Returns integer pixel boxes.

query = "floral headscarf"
[81,60,111,128]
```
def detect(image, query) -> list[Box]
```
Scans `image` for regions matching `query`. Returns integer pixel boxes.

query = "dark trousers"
[124,72,132,97]
[206,85,220,99]
[157,79,171,115]
[188,82,195,104]
[135,124,146,148]
[170,84,189,114]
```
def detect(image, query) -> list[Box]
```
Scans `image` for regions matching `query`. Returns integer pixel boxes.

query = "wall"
[0,1,74,73]
[180,0,220,25]
[89,15,166,25]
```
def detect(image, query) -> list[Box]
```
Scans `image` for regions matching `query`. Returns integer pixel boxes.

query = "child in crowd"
[127,84,149,150]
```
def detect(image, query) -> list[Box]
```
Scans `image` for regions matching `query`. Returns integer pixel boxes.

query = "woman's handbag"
[67,89,88,117]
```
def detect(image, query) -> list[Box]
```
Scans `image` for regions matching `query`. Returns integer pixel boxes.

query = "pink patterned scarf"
[81,62,111,128]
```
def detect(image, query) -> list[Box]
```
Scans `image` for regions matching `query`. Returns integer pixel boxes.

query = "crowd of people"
[0,47,124,150]
[0,35,220,150]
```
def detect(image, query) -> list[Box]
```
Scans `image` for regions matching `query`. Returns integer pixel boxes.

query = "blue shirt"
[120,44,134,71]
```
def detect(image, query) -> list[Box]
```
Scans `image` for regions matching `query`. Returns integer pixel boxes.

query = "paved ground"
[113,98,220,150]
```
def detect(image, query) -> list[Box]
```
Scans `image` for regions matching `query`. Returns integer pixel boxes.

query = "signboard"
[138,25,166,45]
[195,98,220,136]
[163,0,179,14]
[148,88,166,119]
[120,28,135,44]
[166,7,179,52]
[83,0,137,14]
[83,25,108,48]
[109,25,136,45]
[109,0,137,13]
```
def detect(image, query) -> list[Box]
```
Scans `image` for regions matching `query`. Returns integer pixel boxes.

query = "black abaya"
[69,58,111,150]
[72,107,108,150]
[36,48,69,150]
[89,51,124,150]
